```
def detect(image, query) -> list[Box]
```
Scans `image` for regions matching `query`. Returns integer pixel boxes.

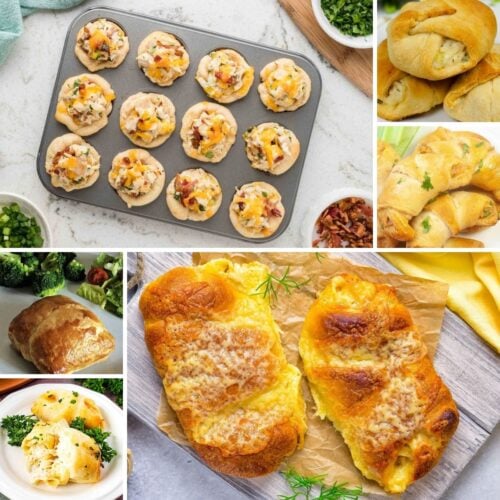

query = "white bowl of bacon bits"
[303,189,373,248]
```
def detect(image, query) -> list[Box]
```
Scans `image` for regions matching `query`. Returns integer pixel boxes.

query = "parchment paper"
[156,252,450,496]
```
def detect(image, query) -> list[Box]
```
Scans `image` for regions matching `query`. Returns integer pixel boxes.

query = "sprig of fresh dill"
[252,267,310,305]
[279,469,363,500]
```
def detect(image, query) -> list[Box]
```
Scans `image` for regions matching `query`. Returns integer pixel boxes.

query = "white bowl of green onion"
[312,0,373,49]
[0,193,51,248]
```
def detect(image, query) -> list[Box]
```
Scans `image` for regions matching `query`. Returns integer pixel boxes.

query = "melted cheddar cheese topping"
[109,150,162,197]
[244,124,293,170]
[77,18,127,63]
[173,169,221,216]
[58,76,115,126]
[189,110,233,158]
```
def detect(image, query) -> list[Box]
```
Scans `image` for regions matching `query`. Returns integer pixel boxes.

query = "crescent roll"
[8,295,115,374]
[387,0,496,80]
[378,128,495,241]
[408,191,498,248]
[299,274,459,493]
[139,259,306,477]
[444,45,500,121]
[377,40,451,121]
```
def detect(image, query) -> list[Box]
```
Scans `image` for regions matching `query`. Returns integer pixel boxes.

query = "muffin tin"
[36,7,322,242]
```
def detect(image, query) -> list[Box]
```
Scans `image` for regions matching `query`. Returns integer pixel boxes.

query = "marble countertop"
[0,0,372,248]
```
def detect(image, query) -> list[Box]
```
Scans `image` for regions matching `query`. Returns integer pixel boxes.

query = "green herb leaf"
[461,143,470,157]
[320,0,373,37]
[422,217,431,234]
[70,417,117,464]
[1,415,39,446]
[204,151,214,159]
[252,267,310,306]
[475,141,484,148]
[421,172,433,191]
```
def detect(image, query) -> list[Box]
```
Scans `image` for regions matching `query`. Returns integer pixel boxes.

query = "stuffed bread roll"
[386,0,496,80]
[377,40,451,121]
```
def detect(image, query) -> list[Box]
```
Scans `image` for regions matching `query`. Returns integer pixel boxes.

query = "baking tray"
[36,7,322,243]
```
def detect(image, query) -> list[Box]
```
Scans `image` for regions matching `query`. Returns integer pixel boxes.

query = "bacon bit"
[174,49,184,57]
[275,155,284,163]
[154,55,162,63]
[238,202,245,211]
[78,83,86,93]
[270,207,282,217]
[123,157,131,165]
[313,197,373,248]
[264,203,282,218]
[191,127,202,149]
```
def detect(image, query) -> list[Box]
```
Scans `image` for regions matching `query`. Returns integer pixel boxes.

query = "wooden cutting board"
[278,0,372,97]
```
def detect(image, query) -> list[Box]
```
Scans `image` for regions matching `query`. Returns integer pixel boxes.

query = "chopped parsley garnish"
[422,217,431,234]
[476,159,484,173]
[70,417,117,464]
[0,415,39,446]
[320,0,372,37]
[475,141,484,148]
[204,151,214,159]
[461,143,470,157]
[421,172,433,191]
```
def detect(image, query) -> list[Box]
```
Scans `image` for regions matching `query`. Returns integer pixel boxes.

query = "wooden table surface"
[127,252,500,499]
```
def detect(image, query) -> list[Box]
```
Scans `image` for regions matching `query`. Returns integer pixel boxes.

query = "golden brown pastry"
[386,0,496,80]
[300,274,459,493]
[408,191,498,247]
[377,40,451,120]
[377,139,399,194]
[75,18,129,72]
[8,295,115,374]
[444,45,500,121]
[55,74,115,136]
[378,128,495,241]
[139,259,307,477]
[443,236,484,248]
[32,389,105,429]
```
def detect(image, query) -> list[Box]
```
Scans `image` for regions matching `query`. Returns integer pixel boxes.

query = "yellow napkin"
[384,253,500,353]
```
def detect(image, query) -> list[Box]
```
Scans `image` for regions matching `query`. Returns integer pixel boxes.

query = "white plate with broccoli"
[0,253,123,374]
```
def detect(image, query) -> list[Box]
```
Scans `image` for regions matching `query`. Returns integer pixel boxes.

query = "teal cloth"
[0,0,85,65]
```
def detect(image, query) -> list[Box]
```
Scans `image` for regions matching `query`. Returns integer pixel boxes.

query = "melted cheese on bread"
[299,274,459,493]
[140,259,306,477]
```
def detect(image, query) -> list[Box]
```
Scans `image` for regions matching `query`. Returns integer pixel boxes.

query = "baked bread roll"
[243,122,300,175]
[196,49,254,103]
[408,191,498,247]
[75,18,129,72]
[140,259,307,477]
[180,102,237,163]
[378,128,495,241]
[386,0,496,80]
[8,295,115,374]
[166,168,222,221]
[109,149,165,208]
[45,133,100,192]
[22,420,101,486]
[299,274,458,493]
[377,40,450,120]
[445,45,500,121]
[120,92,176,148]
[55,74,115,136]
[137,31,190,86]
[377,139,399,194]
[229,182,285,239]
[32,389,105,429]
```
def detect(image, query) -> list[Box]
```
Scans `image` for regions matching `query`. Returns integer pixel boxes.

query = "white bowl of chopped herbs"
[312,0,373,49]
[0,193,51,248]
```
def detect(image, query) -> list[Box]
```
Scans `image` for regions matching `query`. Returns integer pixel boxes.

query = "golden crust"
[377,40,451,121]
[444,45,500,121]
[299,274,458,493]
[8,295,115,374]
[140,259,306,477]
[387,0,496,80]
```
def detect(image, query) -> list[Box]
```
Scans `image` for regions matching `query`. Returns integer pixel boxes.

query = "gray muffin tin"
[37,7,322,243]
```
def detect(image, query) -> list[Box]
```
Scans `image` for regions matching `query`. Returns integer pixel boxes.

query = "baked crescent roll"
[444,45,500,121]
[140,259,306,477]
[378,127,495,241]
[386,0,496,80]
[408,191,498,248]
[378,40,451,121]
[299,274,459,493]
[444,236,484,248]
[8,295,115,374]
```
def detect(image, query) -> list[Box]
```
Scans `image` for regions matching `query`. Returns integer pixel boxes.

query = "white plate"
[0,253,123,374]
[379,124,500,247]
[377,1,500,122]
[0,192,52,247]
[0,383,124,500]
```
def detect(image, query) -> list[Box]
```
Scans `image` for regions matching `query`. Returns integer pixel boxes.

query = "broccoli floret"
[64,259,86,282]
[0,253,27,287]
[41,253,66,273]
[32,270,65,297]
[20,253,40,283]
[62,252,77,265]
